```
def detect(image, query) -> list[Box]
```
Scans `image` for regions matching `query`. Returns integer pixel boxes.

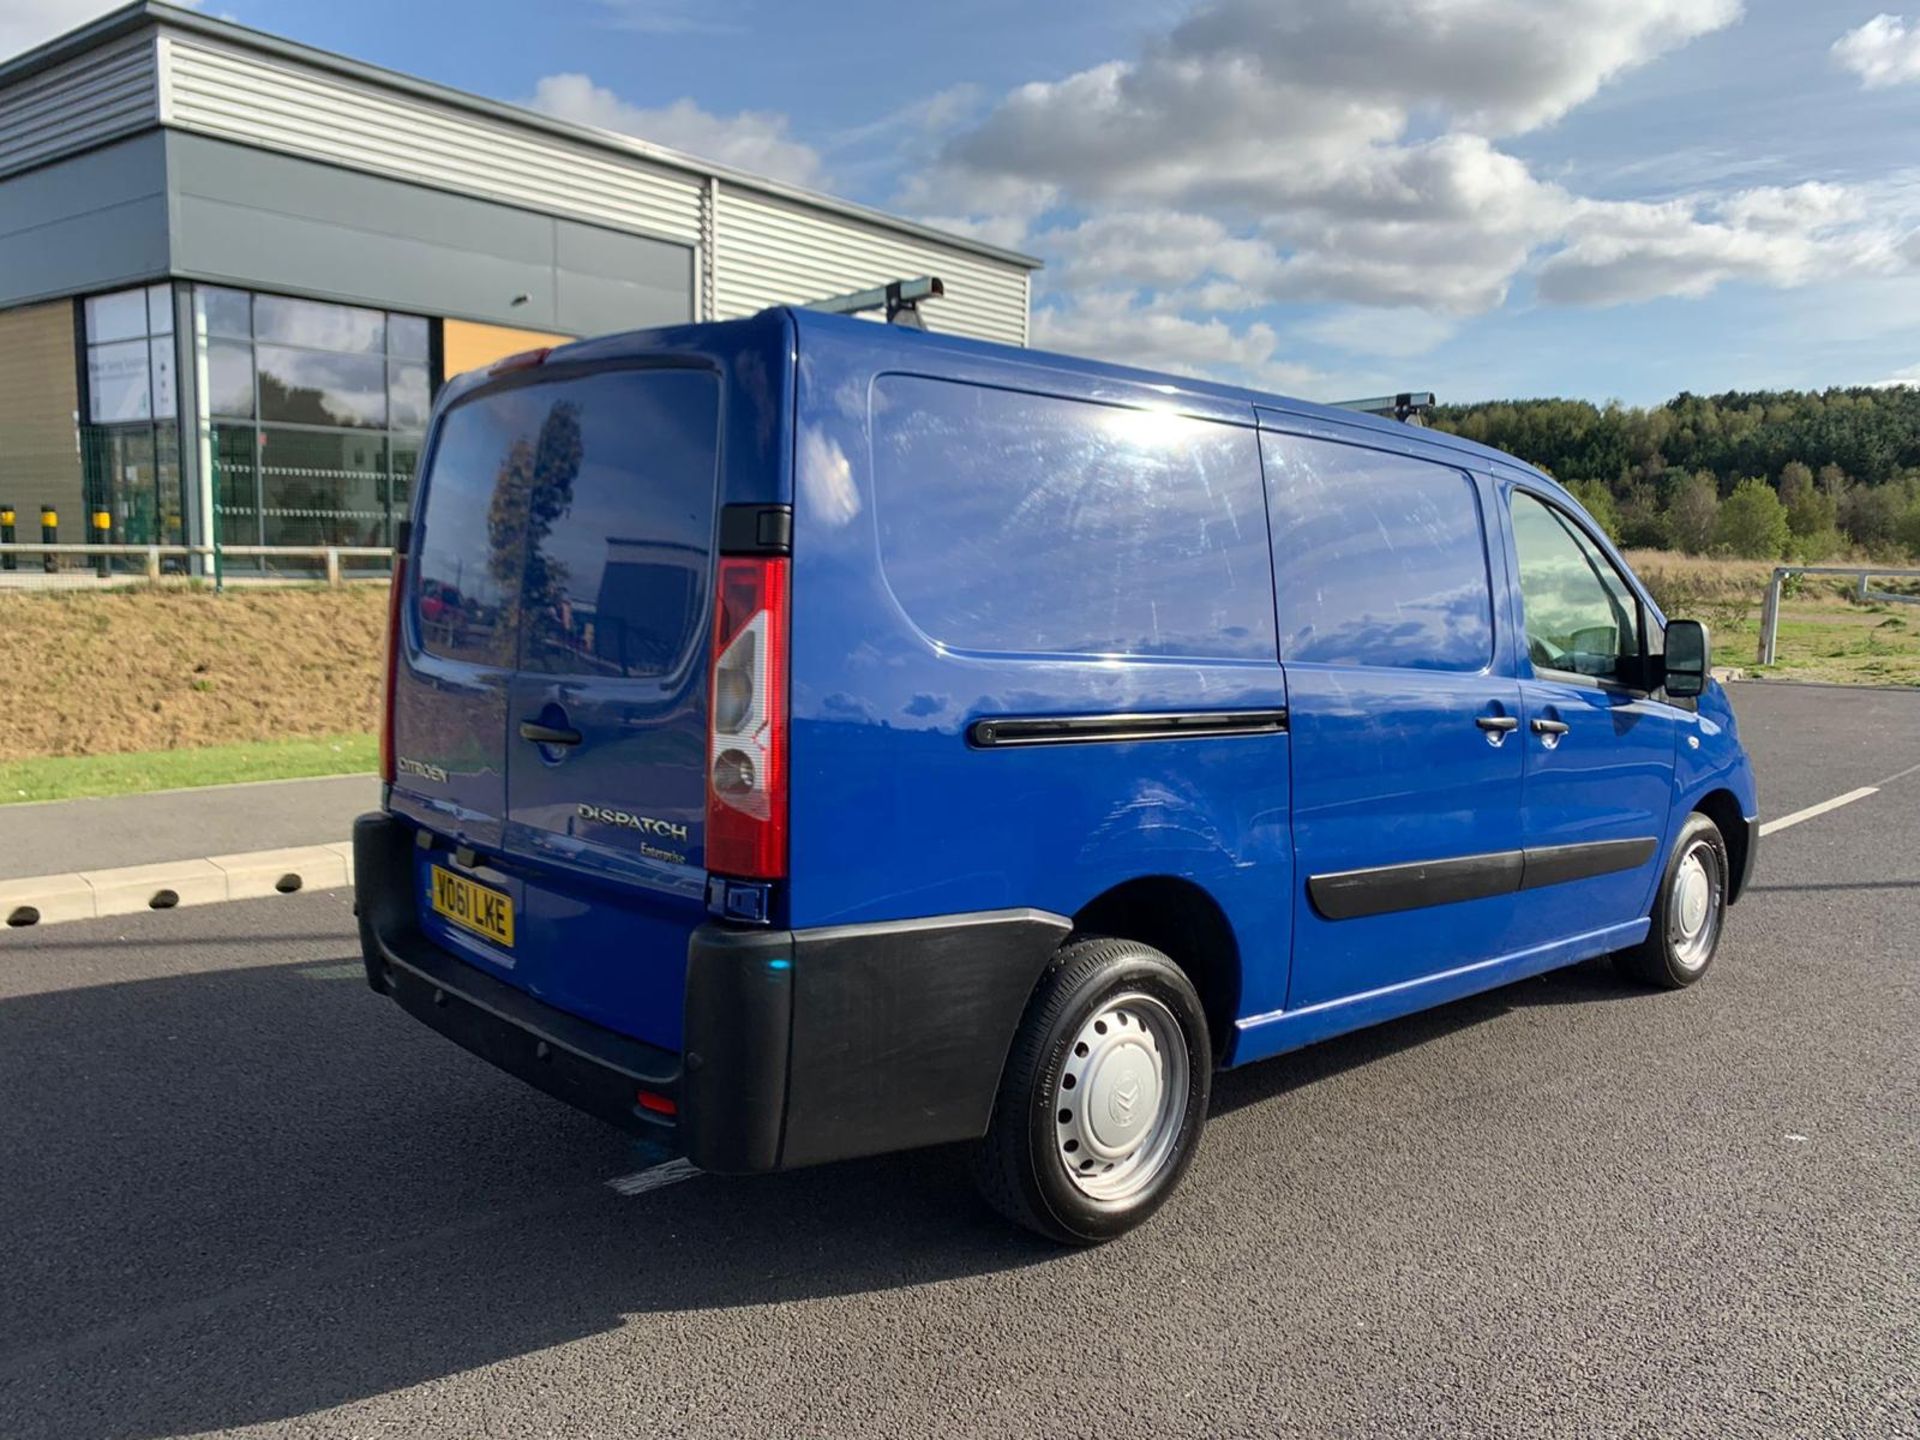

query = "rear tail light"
[706,555,789,879]
[380,552,407,785]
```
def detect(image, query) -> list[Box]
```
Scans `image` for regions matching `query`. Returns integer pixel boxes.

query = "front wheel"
[1615,812,1729,989]
[971,937,1211,1245]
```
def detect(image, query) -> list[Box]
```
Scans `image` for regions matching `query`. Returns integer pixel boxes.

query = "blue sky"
[14,0,1920,405]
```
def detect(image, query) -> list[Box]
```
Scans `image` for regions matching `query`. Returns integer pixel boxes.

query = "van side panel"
[785,317,1295,1037]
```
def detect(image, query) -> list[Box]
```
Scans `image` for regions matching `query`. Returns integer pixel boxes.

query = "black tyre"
[971,936,1211,1245]
[1615,811,1729,989]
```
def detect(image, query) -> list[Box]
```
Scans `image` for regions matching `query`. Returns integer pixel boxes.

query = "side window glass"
[1262,433,1493,672]
[1510,491,1640,681]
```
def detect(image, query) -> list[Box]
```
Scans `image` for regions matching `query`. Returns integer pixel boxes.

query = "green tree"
[1715,477,1792,559]
[1565,478,1620,541]
[1665,471,1721,554]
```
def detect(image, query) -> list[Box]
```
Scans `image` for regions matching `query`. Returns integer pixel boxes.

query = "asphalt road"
[0,682,1914,1439]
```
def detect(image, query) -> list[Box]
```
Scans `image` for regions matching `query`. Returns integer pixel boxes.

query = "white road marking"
[1759,787,1879,837]
[605,1158,700,1197]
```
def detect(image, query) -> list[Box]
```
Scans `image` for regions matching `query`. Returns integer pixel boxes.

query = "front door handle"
[1476,715,1519,733]
[519,720,582,747]
[1532,717,1570,735]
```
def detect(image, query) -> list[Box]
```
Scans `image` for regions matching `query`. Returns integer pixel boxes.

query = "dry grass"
[0,586,386,760]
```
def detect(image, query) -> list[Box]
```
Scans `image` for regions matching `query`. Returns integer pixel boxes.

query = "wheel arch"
[1071,875,1242,1065]
[1693,787,1752,903]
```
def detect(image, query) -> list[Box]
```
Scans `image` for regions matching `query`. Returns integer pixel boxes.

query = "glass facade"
[82,283,186,550]
[74,281,436,573]
[197,286,430,562]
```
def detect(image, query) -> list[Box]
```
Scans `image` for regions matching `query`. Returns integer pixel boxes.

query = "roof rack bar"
[805,276,944,329]
[1328,392,1437,425]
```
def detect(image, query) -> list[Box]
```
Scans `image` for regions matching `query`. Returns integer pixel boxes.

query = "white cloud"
[1536,183,1905,306]
[1,0,197,57]
[1833,13,1920,88]
[528,74,822,187]
[1033,291,1323,393]
[1870,361,1920,386]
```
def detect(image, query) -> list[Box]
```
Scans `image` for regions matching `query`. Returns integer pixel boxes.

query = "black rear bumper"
[354,813,1069,1173]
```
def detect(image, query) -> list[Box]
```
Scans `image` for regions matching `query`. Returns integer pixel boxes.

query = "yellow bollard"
[92,510,111,578]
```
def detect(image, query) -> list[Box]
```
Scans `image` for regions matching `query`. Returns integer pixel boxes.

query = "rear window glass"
[414,368,719,675]
[871,376,1274,659]
[1261,433,1492,672]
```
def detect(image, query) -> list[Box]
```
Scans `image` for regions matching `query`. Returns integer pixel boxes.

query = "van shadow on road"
[0,949,1647,1439]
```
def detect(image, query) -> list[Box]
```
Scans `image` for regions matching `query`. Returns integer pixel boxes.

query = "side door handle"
[519,720,582,747]
[1476,715,1519,733]
[1532,718,1570,735]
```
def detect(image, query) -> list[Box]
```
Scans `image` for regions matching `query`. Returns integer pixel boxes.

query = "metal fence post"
[1758,568,1785,666]
[146,545,161,581]
[325,547,342,588]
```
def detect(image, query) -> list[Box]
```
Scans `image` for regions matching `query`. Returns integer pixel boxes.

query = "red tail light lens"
[706,555,789,879]
[380,553,407,785]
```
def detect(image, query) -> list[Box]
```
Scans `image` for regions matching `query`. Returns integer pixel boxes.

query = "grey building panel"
[0,131,170,306]
[166,134,693,332]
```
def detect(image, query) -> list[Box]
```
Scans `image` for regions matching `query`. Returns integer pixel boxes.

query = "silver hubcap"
[1669,840,1722,970]
[1052,992,1189,1202]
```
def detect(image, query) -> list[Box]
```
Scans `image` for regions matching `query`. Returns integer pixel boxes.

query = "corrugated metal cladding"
[162,36,706,246]
[713,184,1030,347]
[0,32,157,179]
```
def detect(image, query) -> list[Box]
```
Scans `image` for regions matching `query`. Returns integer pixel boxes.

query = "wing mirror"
[1664,619,1710,698]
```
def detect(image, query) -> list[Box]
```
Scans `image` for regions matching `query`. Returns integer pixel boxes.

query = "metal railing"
[0,542,393,588]
[1757,564,1920,665]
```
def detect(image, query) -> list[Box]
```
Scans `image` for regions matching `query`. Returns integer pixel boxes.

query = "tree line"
[1430,386,1920,561]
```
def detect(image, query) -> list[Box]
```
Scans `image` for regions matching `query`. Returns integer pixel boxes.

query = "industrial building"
[0,2,1037,567]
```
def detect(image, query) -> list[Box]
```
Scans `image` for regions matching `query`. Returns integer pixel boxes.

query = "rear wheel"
[971,937,1211,1245]
[1615,812,1728,988]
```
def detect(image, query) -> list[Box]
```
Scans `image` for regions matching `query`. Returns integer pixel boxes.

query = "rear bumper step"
[354,813,1072,1173]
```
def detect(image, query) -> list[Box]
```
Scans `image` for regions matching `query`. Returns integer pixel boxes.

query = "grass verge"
[0,733,376,805]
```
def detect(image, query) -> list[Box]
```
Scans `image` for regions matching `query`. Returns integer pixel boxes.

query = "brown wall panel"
[443,319,574,381]
[0,301,83,527]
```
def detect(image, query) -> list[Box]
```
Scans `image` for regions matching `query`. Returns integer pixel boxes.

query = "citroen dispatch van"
[355,307,1758,1244]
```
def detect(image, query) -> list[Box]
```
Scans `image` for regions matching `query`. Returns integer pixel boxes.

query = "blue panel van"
[354,308,1759,1244]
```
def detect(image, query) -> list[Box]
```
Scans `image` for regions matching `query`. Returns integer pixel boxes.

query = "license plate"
[430,865,514,948]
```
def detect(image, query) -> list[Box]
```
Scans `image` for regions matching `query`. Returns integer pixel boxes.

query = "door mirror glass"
[1665,619,1710,698]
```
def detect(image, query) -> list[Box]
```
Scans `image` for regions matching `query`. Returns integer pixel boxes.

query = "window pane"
[149,337,177,421]
[260,427,388,548]
[197,286,252,339]
[1511,492,1638,679]
[258,345,387,428]
[415,370,718,672]
[389,314,430,360]
[213,425,259,548]
[147,283,174,336]
[254,294,384,353]
[86,290,148,343]
[390,434,423,529]
[204,340,255,418]
[872,378,1274,659]
[1262,434,1492,672]
[389,361,431,431]
[88,340,152,423]
[154,421,185,548]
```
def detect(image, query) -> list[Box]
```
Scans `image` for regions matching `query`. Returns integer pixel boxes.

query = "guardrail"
[1757,564,1920,665]
[0,543,394,588]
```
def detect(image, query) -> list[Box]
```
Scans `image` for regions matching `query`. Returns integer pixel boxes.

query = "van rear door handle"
[519,720,582,746]
[1476,715,1519,732]
[1531,718,1570,735]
